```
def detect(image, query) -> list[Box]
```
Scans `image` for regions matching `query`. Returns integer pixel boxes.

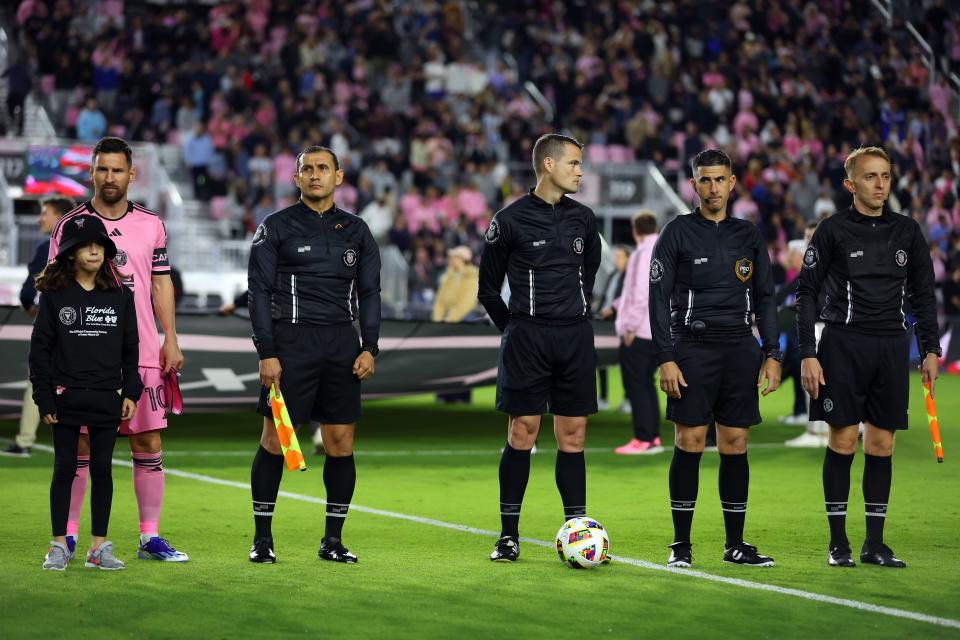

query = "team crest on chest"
[735,258,753,282]
[58,307,77,325]
[343,249,357,267]
[895,249,907,267]
[572,237,584,254]
[112,248,128,268]
[650,258,664,283]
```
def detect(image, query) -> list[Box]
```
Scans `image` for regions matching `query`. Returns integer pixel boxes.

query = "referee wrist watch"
[362,345,379,358]
[764,348,784,363]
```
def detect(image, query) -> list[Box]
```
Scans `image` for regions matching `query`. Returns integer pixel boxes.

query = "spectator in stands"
[76,97,107,142]
[2,54,31,136]
[408,245,437,310]
[184,122,215,201]
[431,246,479,323]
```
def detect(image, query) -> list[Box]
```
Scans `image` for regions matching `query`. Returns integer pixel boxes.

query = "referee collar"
[691,207,732,224]
[527,189,574,210]
[847,204,895,224]
[298,199,338,217]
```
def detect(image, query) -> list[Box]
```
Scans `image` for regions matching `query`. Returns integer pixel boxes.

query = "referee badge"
[650,258,664,283]
[735,258,753,282]
[252,223,267,247]
[572,237,584,254]
[895,249,907,267]
[343,249,358,267]
[485,219,500,244]
[803,245,817,268]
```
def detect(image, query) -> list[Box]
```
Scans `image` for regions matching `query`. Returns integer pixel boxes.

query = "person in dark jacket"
[30,214,142,571]
[247,145,381,565]
[797,146,940,569]
[650,149,782,569]
[1,197,75,458]
[478,133,602,562]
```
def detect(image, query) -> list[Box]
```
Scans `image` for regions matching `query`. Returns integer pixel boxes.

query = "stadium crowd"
[6,0,960,307]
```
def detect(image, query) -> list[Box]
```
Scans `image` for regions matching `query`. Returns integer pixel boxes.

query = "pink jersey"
[49,201,170,369]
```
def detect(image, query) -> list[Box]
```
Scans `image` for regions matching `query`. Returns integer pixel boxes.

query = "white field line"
[18,442,959,631]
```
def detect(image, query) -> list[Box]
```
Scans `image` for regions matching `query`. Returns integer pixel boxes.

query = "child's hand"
[121,398,137,421]
[42,413,58,425]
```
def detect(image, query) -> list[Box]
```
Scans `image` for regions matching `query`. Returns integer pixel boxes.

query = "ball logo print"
[823,398,834,413]
[343,249,358,267]
[251,223,268,247]
[895,250,908,267]
[650,258,664,283]
[484,219,500,244]
[112,248,128,268]
[803,246,818,268]
[572,237,584,255]
[735,258,753,282]
[58,307,77,326]
[555,517,610,569]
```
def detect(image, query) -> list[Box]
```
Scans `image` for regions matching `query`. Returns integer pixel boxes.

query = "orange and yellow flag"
[270,385,306,471]
[922,381,944,463]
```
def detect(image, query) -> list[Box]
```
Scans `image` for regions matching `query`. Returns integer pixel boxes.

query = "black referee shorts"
[495,319,598,417]
[809,325,909,430]
[257,322,362,425]
[665,335,763,428]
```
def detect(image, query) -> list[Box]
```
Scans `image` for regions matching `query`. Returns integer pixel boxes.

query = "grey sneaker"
[42,541,70,571]
[85,541,126,570]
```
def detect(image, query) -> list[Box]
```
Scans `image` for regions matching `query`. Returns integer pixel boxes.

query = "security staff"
[650,149,782,569]
[247,145,381,564]
[479,133,602,562]
[797,146,939,569]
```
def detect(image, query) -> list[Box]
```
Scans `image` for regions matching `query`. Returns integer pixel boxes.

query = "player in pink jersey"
[48,137,188,562]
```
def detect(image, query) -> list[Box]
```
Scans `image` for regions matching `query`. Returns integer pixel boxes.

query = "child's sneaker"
[85,541,125,570]
[42,541,70,571]
[138,536,189,562]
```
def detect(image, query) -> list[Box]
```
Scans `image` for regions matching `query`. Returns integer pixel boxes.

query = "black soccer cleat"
[828,544,856,568]
[249,536,276,563]
[667,541,692,568]
[318,537,358,563]
[723,542,775,567]
[860,542,906,568]
[490,536,519,562]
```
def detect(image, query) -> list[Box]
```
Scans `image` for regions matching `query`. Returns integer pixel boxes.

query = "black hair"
[92,136,133,167]
[691,149,732,173]
[532,133,582,179]
[632,210,658,235]
[296,145,340,172]
[40,197,77,217]
[35,244,121,292]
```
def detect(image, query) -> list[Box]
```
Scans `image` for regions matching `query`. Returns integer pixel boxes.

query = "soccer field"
[1,371,958,640]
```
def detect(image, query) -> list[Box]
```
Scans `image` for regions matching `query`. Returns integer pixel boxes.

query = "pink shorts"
[81,368,168,436]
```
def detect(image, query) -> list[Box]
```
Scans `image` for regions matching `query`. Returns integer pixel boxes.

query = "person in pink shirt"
[614,211,663,454]
[48,137,188,562]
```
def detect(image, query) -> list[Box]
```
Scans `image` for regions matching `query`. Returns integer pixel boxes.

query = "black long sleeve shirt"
[796,206,940,358]
[29,282,142,416]
[478,191,602,331]
[248,201,381,360]
[648,209,778,365]
[19,239,49,310]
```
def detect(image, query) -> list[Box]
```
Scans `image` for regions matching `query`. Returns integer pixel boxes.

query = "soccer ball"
[555,517,609,569]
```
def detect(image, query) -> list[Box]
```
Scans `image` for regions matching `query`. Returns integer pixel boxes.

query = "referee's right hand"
[659,361,687,399]
[260,358,282,390]
[800,357,825,399]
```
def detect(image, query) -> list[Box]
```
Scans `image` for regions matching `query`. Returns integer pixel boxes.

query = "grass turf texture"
[1,370,958,639]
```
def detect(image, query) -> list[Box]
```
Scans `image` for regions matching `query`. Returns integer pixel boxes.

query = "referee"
[478,133,602,562]
[797,146,939,569]
[247,145,381,564]
[650,149,782,568]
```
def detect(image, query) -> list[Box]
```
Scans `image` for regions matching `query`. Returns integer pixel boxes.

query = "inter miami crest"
[650,258,663,283]
[485,219,500,244]
[343,249,358,267]
[895,249,908,267]
[58,307,77,325]
[735,258,753,282]
[572,237,584,254]
[112,248,128,268]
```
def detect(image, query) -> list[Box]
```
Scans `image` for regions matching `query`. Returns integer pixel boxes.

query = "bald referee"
[247,145,381,564]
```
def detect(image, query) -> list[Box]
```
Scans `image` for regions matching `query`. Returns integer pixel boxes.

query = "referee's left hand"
[921,353,939,398]
[757,358,782,396]
[353,351,375,381]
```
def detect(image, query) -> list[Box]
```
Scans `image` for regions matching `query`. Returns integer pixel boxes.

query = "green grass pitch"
[1,370,958,639]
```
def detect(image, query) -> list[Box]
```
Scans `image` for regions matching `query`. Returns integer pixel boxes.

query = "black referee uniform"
[649,207,779,559]
[247,199,381,562]
[478,189,601,549]
[796,204,939,564]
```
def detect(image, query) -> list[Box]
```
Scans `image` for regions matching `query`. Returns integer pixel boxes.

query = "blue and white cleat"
[137,536,189,562]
